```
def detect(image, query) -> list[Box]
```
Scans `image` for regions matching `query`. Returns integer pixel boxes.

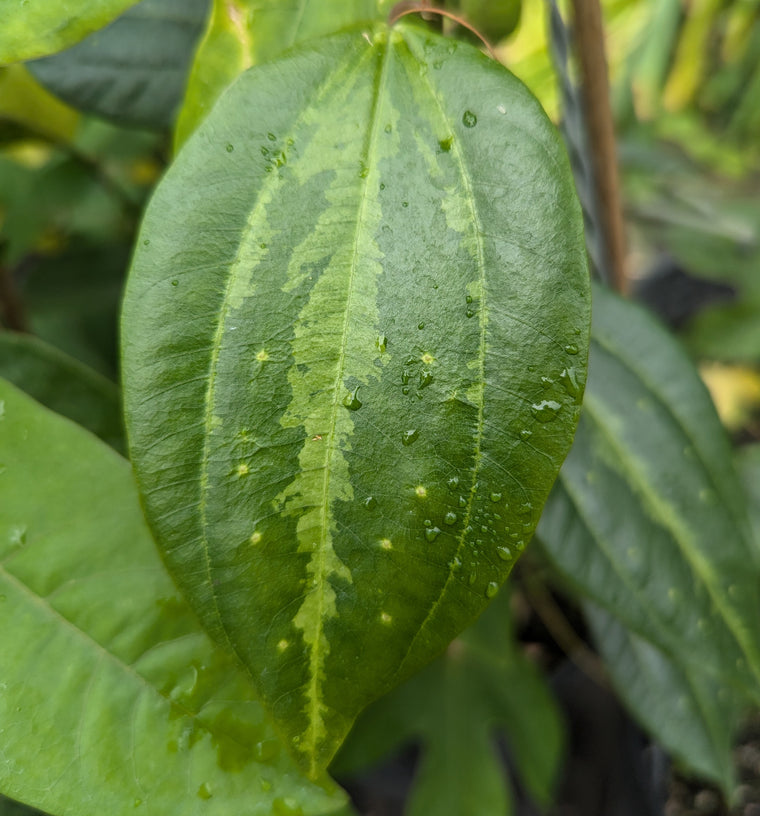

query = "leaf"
[122,22,590,774]
[333,588,564,815]
[0,330,123,451]
[0,378,350,816]
[27,0,210,130]
[736,443,760,551]
[174,0,380,147]
[537,283,760,781]
[585,602,742,796]
[0,0,141,65]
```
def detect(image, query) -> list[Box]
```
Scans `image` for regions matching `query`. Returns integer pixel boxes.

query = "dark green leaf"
[0,330,123,450]
[0,378,350,816]
[334,589,564,814]
[0,0,140,64]
[586,602,742,795]
[736,443,760,552]
[28,0,210,130]
[174,0,381,147]
[122,23,589,774]
[537,284,760,785]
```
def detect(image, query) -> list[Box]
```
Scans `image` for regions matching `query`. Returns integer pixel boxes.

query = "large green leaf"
[585,602,742,795]
[174,0,380,147]
[333,588,564,815]
[737,443,760,548]
[0,378,350,816]
[122,22,590,774]
[0,330,123,451]
[27,0,210,130]
[0,0,140,65]
[537,284,760,780]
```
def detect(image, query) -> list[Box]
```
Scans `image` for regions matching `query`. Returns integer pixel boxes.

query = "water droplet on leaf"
[462,110,477,128]
[342,387,362,411]
[565,343,579,355]
[531,400,562,422]
[496,546,511,561]
[489,492,502,503]
[363,496,377,510]
[225,143,234,153]
[402,429,419,446]
[485,581,499,598]
[444,511,457,525]
[425,526,441,542]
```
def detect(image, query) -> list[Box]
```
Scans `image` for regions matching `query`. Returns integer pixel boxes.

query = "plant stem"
[569,0,627,293]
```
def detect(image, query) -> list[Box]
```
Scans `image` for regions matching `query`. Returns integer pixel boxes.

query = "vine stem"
[388,2,496,59]
[568,0,627,293]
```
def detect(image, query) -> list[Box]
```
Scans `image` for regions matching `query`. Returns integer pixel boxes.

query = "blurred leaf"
[736,443,760,550]
[0,330,123,451]
[586,602,742,795]
[699,362,760,430]
[334,590,563,814]
[537,284,760,791]
[174,0,380,147]
[456,0,521,44]
[0,65,79,143]
[0,796,45,816]
[28,0,210,130]
[0,0,141,64]
[0,379,351,816]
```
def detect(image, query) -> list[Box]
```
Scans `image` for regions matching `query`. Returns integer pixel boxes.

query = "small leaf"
[0,379,349,816]
[27,0,210,130]
[0,330,123,451]
[123,23,589,773]
[334,589,564,814]
[537,283,760,783]
[585,602,741,796]
[174,0,381,147]
[0,0,141,65]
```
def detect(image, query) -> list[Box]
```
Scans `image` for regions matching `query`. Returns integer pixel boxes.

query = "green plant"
[1,2,759,815]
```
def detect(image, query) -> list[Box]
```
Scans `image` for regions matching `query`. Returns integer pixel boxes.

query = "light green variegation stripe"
[123,23,590,776]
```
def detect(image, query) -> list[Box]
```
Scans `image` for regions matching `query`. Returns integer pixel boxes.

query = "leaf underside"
[122,22,590,774]
[538,284,760,787]
[0,379,347,816]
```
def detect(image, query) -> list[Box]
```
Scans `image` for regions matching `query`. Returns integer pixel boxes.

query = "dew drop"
[565,343,580,355]
[462,110,477,128]
[384,123,392,133]
[419,370,433,388]
[225,143,234,153]
[531,400,562,422]
[425,526,441,542]
[444,511,457,525]
[468,571,477,585]
[267,132,276,141]
[489,492,502,503]
[143,238,150,246]
[197,783,212,800]
[458,495,467,508]
[465,308,475,318]
[342,387,362,411]
[363,496,377,510]
[485,581,499,598]
[496,545,511,561]
[377,333,387,352]
[439,135,453,152]
[448,476,460,490]
[417,321,425,329]
[402,201,409,208]
[272,798,304,816]
[402,386,410,395]
[171,279,178,287]
[9,525,26,547]
[560,367,579,397]
[518,502,533,517]
[402,429,419,446]
[465,295,473,304]
[520,429,532,440]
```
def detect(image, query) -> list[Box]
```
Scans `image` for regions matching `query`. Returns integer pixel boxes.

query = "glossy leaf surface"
[537,284,760,766]
[585,602,742,796]
[0,0,140,65]
[123,23,590,774]
[175,0,379,147]
[0,331,123,451]
[0,380,349,816]
[333,589,564,814]
[28,0,209,130]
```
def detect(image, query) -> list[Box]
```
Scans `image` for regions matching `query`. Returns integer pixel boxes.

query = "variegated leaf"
[122,22,590,775]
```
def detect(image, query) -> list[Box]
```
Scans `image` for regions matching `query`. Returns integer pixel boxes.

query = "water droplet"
[272,798,304,816]
[267,132,276,141]
[444,511,457,525]
[485,581,499,598]
[171,279,178,287]
[260,146,269,156]
[468,570,477,586]
[531,400,562,422]
[496,546,511,561]
[448,476,460,490]
[376,333,388,352]
[402,429,419,446]
[465,308,475,318]
[379,182,386,190]
[363,496,377,510]
[450,556,462,571]
[520,429,532,440]
[417,322,425,330]
[489,492,502,503]
[402,201,409,208]
[565,343,580,355]
[560,366,579,397]
[259,242,267,249]
[458,495,467,508]
[497,103,506,114]
[465,295,473,304]
[402,386,410,395]
[462,110,477,128]
[425,526,441,542]
[438,135,454,152]
[143,238,150,246]
[480,525,488,533]
[419,370,433,388]
[433,60,443,69]
[424,519,432,527]
[359,162,369,178]
[197,782,212,800]
[225,143,234,153]
[9,525,26,547]
[342,387,362,411]
[384,123,392,133]
[133,798,143,808]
